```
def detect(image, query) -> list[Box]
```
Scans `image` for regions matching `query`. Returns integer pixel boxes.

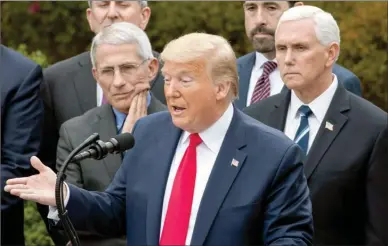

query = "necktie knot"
[189,133,202,148]
[262,61,277,76]
[298,105,312,118]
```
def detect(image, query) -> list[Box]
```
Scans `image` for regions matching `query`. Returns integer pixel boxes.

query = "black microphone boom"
[71,132,135,162]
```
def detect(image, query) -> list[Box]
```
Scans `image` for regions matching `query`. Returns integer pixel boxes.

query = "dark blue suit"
[65,107,313,245]
[1,45,44,245]
[235,52,362,109]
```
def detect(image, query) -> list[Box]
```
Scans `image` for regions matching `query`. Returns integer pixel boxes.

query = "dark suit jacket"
[0,45,44,246]
[64,107,314,246]
[244,84,388,245]
[235,51,362,109]
[54,95,166,246]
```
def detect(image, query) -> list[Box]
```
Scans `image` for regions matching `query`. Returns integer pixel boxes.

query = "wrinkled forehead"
[161,59,208,77]
[275,18,317,43]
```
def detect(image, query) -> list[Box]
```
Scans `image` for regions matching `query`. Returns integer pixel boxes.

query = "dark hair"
[288,1,298,7]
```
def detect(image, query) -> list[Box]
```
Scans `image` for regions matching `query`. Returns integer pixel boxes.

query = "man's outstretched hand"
[4,156,62,207]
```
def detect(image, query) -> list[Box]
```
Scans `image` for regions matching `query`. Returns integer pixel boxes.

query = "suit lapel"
[235,52,255,109]
[190,108,247,245]
[267,89,291,131]
[304,84,350,179]
[73,52,97,113]
[146,118,182,245]
[95,104,122,179]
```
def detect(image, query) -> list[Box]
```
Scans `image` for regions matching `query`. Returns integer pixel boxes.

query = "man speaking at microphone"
[55,22,166,245]
[5,33,313,245]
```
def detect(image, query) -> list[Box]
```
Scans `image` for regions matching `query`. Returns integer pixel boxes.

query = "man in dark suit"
[235,1,362,109]
[37,2,165,243]
[0,45,44,246]
[54,22,166,245]
[5,33,313,246]
[244,6,388,245]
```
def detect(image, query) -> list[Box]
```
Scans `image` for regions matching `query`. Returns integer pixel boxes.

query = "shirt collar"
[289,74,338,124]
[111,92,152,132]
[255,52,277,69]
[180,103,234,154]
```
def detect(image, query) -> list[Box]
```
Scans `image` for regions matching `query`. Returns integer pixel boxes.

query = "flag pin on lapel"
[325,121,334,131]
[231,158,239,167]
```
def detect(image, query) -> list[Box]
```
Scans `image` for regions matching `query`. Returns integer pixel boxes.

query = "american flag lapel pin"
[231,158,239,167]
[325,121,334,131]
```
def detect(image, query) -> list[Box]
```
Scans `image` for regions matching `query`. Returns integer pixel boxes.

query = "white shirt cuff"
[47,182,70,222]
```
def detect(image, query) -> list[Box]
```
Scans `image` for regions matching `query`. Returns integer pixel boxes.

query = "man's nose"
[107,1,119,19]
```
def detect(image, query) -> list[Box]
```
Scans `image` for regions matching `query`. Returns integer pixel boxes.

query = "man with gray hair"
[54,22,166,246]
[37,1,165,244]
[5,32,313,246]
[235,1,362,109]
[245,5,388,245]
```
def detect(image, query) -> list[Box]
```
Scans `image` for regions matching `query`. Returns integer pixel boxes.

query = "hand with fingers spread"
[121,90,148,133]
[4,156,62,207]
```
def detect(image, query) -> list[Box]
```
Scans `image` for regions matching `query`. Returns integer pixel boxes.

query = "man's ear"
[92,67,98,81]
[139,7,151,30]
[325,42,340,67]
[86,8,95,33]
[215,81,231,101]
[147,58,159,81]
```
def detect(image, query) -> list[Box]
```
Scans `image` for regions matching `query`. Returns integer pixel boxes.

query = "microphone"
[71,132,135,162]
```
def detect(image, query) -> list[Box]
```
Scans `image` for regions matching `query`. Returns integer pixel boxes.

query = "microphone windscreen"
[114,132,135,152]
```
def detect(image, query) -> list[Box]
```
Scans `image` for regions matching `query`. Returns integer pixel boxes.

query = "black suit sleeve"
[38,70,60,172]
[1,64,44,208]
[264,144,314,246]
[366,125,388,245]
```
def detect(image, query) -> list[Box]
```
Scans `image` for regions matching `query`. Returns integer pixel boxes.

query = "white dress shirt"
[97,83,103,106]
[160,103,234,245]
[48,103,234,245]
[246,52,285,106]
[284,74,338,153]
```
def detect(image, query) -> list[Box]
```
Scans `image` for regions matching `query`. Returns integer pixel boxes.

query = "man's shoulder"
[348,91,387,126]
[243,93,283,117]
[333,63,359,81]
[61,105,105,131]
[0,45,40,75]
[237,52,255,66]
[44,51,90,77]
[136,111,171,129]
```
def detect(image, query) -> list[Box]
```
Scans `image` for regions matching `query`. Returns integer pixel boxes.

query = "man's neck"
[295,73,334,104]
[261,51,276,61]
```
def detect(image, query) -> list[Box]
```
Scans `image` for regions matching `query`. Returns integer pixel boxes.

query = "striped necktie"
[250,61,277,104]
[294,105,313,154]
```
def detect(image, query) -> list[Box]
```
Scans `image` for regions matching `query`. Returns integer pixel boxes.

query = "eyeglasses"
[97,59,149,82]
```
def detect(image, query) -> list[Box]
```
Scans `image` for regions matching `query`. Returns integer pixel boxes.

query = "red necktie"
[250,61,277,104]
[160,133,202,246]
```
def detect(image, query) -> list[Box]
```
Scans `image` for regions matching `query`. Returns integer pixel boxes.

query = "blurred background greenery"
[1,1,387,245]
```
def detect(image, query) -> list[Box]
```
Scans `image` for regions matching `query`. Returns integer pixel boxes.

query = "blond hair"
[161,33,239,101]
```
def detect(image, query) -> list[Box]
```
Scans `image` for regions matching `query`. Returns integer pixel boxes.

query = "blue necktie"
[294,105,313,154]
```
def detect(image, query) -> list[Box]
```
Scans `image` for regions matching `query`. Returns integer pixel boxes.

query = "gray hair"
[90,22,154,68]
[88,0,148,8]
[277,5,340,60]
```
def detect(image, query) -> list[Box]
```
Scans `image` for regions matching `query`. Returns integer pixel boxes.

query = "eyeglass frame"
[96,58,150,82]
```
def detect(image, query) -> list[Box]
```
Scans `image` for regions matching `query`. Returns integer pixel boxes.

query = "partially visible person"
[235,1,362,109]
[55,22,166,246]
[5,32,314,246]
[244,6,388,245]
[37,1,165,244]
[1,44,44,246]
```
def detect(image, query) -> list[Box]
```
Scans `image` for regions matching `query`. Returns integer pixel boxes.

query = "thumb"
[30,156,48,173]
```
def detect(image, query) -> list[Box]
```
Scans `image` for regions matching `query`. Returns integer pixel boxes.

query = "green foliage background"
[1,1,387,245]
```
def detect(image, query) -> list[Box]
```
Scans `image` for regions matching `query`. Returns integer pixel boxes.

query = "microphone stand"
[55,133,100,246]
